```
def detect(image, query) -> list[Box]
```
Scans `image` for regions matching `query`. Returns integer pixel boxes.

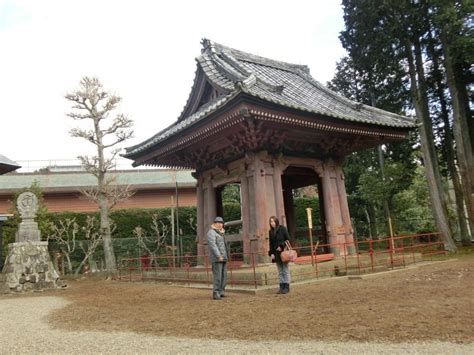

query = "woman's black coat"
[268,225,290,263]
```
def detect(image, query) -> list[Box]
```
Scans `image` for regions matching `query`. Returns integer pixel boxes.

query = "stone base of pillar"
[330,244,357,257]
[1,241,65,293]
[244,255,271,265]
[346,244,357,255]
[330,245,341,256]
[195,256,207,267]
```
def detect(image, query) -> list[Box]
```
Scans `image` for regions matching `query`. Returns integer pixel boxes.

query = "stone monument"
[1,192,63,292]
[16,192,41,242]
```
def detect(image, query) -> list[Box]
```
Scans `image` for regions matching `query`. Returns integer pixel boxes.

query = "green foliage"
[339,132,419,239]
[221,184,241,204]
[327,55,409,112]
[358,154,415,204]
[111,208,172,239]
[431,0,473,68]
[336,0,473,246]
[328,25,420,239]
[294,197,321,228]
[391,167,437,234]
[46,211,99,239]
[46,207,198,240]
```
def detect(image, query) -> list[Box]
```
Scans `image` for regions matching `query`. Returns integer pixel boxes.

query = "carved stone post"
[15,192,41,242]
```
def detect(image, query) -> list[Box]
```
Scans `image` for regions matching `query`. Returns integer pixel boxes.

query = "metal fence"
[116,232,446,288]
[50,234,197,275]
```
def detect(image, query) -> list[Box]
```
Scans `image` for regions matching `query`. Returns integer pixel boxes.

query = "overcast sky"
[0,0,347,168]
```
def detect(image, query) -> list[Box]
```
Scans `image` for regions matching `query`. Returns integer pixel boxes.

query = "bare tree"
[187,215,197,233]
[74,216,105,275]
[47,218,79,274]
[66,77,134,271]
[48,216,106,275]
[133,214,169,266]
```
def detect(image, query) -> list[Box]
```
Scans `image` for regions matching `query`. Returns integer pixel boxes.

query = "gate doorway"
[281,166,328,252]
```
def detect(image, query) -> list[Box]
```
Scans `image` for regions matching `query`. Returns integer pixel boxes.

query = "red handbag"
[280,240,297,263]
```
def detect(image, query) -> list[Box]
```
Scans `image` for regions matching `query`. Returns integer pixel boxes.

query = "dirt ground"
[12,255,474,344]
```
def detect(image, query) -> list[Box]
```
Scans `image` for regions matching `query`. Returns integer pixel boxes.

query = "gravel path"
[0,296,472,354]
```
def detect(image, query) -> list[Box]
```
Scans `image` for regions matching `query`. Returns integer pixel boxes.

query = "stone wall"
[1,241,62,292]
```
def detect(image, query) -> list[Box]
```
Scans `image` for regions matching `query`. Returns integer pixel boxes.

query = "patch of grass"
[453,244,474,259]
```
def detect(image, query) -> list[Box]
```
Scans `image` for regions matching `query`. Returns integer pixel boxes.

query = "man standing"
[207,216,227,300]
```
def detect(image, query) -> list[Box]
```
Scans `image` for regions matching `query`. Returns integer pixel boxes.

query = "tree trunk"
[95,117,117,272]
[65,254,72,274]
[377,145,394,237]
[441,102,470,244]
[441,30,474,242]
[367,203,378,238]
[405,38,457,252]
[98,191,116,271]
[370,89,394,238]
[428,33,471,243]
[75,251,92,275]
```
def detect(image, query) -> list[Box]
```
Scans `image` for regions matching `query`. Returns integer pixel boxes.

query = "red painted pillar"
[250,154,268,263]
[196,176,205,260]
[334,165,356,254]
[198,176,217,265]
[272,161,286,225]
[321,161,347,256]
[240,171,251,264]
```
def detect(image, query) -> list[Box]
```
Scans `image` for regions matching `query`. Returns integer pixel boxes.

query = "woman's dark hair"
[269,216,280,229]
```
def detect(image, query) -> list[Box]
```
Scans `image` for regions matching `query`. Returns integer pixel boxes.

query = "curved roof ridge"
[214,44,285,93]
[219,50,252,77]
[203,39,309,74]
[208,50,247,83]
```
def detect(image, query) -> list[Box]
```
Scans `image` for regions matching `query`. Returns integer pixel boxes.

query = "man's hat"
[214,216,224,223]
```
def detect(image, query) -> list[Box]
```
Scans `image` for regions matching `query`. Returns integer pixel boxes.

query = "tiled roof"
[124,40,415,158]
[0,170,196,193]
[0,155,21,175]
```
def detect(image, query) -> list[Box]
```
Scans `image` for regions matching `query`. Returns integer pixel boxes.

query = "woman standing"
[268,216,291,294]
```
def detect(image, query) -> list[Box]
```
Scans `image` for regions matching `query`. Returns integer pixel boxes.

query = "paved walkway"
[0,296,472,354]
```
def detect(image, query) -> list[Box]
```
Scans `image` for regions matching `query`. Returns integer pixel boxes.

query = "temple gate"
[124,40,415,263]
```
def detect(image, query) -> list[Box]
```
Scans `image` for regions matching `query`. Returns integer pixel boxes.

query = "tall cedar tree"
[425,27,470,242]
[328,56,416,237]
[340,0,458,251]
[432,0,474,239]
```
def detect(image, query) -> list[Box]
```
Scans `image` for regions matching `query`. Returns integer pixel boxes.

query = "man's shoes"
[213,293,222,300]
[213,296,223,300]
[220,294,226,298]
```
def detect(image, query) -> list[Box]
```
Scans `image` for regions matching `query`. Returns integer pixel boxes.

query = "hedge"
[1,198,320,261]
